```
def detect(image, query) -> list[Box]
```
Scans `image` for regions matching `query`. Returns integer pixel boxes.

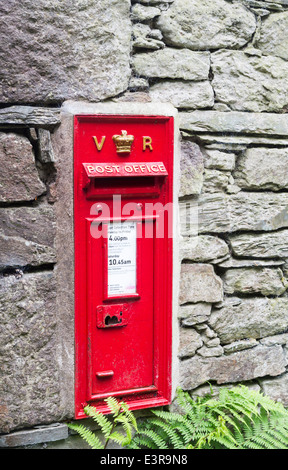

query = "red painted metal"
[74,115,174,418]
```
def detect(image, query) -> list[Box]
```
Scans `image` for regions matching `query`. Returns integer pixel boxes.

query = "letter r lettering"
[143,136,153,151]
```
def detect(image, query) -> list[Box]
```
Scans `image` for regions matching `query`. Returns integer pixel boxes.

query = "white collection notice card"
[107,221,137,296]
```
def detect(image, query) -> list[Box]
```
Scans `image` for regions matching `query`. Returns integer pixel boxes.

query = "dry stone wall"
[1,0,288,443]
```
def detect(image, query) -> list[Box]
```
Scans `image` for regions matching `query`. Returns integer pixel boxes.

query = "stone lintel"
[179,111,288,136]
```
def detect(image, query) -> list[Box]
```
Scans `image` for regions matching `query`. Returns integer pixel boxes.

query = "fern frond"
[135,428,169,449]
[83,405,113,439]
[114,414,132,441]
[67,423,103,449]
[105,396,121,416]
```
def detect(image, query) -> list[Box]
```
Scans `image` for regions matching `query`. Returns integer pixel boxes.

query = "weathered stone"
[218,258,285,268]
[229,230,288,258]
[0,205,56,268]
[180,345,287,390]
[204,150,236,171]
[133,23,165,50]
[0,106,61,129]
[38,129,55,163]
[202,169,231,193]
[132,48,210,80]
[0,0,131,104]
[260,374,288,406]
[129,76,149,90]
[131,3,161,20]
[133,37,165,50]
[149,80,214,109]
[211,50,288,112]
[195,134,288,148]
[180,141,204,197]
[0,423,68,448]
[244,0,284,9]
[133,0,174,3]
[156,0,256,50]
[180,235,229,263]
[256,11,288,60]
[179,264,223,304]
[0,133,46,202]
[0,272,61,433]
[223,338,259,355]
[222,267,287,296]
[178,327,203,358]
[208,297,288,345]
[181,192,288,235]
[260,333,288,347]
[178,303,212,326]
[179,111,288,136]
[234,148,288,190]
[197,345,223,357]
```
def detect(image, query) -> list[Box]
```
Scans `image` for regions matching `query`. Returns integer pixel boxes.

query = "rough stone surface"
[211,50,288,112]
[222,267,287,296]
[131,3,161,20]
[179,110,288,136]
[132,24,165,50]
[223,338,259,355]
[156,0,256,50]
[0,272,61,433]
[204,150,236,171]
[0,423,68,448]
[180,345,287,390]
[180,235,229,263]
[218,258,285,268]
[260,374,288,406]
[202,169,232,193]
[229,230,288,258]
[0,0,132,104]
[178,328,203,358]
[178,303,212,326]
[0,106,61,129]
[0,133,46,202]
[256,11,288,60]
[179,141,204,197]
[234,147,288,190]
[183,192,288,234]
[0,205,56,268]
[133,48,210,80]
[179,264,223,304]
[38,129,55,163]
[209,297,288,344]
[149,80,214,109]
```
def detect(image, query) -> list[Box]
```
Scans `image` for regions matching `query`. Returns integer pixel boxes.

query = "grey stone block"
[0,423,68,448]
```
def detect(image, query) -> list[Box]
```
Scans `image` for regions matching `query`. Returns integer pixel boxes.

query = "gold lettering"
[143,136,153,151]
[93,136,106,151]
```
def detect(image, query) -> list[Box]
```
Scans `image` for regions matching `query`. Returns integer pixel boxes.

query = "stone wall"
[1,0,288,446]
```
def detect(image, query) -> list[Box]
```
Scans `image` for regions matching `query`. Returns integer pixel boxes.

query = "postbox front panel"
[74,115,174,418]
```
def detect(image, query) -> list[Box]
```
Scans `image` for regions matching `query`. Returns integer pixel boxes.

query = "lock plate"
[96,303,129,329]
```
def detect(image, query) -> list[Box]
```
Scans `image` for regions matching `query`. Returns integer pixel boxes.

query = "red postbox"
[74,113,175,418]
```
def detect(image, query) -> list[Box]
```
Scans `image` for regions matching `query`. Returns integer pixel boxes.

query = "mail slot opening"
[84,176,164,199]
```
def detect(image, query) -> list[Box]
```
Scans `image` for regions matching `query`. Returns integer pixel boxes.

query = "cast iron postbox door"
[74,114,174,418]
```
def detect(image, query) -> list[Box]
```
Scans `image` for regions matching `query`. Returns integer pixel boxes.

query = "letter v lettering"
[93,136,106,151]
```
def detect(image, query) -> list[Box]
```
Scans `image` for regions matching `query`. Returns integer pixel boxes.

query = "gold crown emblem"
[112,130,134,154]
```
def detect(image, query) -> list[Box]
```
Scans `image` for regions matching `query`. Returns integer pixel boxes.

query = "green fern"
[67,397,138,449]
[129,385,288,450]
